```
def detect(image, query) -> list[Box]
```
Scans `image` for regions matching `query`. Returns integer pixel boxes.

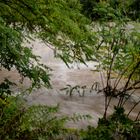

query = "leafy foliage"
[0,1,140,140]
[0,79,15,101]
[0,96,68,140]
[0,95,92,140]
[0,0,96,95]
[20,105,68,140]
[94,22,140,91]
[0,14,51,92]
[81,107,140,140]
[92,22,140,119]
[0,96,26,140]
[80,0,140,21]
[0,0,96,68]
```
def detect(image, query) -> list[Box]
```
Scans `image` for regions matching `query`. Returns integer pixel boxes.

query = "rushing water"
[0,39,139,128]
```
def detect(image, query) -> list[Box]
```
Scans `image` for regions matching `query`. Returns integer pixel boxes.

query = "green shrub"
[0,96,68,140]
[80,107,140,140]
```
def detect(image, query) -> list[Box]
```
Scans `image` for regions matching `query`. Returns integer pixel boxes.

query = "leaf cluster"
[80,0,140,21]
[0,96,68,140]
[0,0,96,92]
[81,107,140,140]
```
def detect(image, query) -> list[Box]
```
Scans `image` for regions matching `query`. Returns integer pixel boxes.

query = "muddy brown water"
[0,39,139,128]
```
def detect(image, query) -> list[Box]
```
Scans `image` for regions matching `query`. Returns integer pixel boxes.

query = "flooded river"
[0,39,139,128]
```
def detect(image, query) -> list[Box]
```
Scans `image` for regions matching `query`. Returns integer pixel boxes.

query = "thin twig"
[127,100,140,117]
[135,111,140,121]
[122,89,136,106]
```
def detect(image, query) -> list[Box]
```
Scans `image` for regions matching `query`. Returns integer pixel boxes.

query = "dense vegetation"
[0,0,140,139]
[80,0,140,21]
